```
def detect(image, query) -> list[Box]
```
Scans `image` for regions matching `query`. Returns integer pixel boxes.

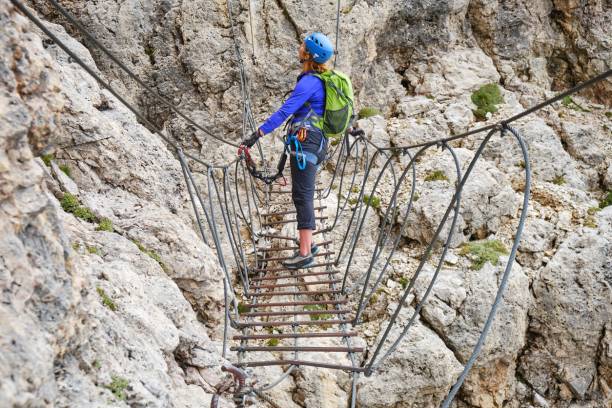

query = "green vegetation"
[471,83,503,120]
[96,218,114,232]
[347,196,359,205]
[133,240,168,273]
[72,242,81,251]
[398,276,408,289]
[605,111,612,119]
[106,375,129,401]
[237,302,249,314]
[600,191,612,209]
[358,107,382,119]
[413,192,420,202]
[516,161,526,169]
[59,164,71,177]
[266,338,280,347]
[351,185,360,193]
[459,240,508,270]
[61,193,97,222]
[304,304,332,321]
[561,95,590,112]
[587,207,601,215]
[363,194,381,209]
[96,287,117,311]
[87,246,100,255]
[92,360,101,370]
[584,216,597,228]
[424,170,449,182]
[41,153,54,167]
[552,175,566,185]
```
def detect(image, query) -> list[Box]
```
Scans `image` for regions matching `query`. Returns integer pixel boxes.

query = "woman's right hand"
[241,130,261,148]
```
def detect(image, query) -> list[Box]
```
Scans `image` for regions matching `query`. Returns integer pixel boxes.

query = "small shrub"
[59,164,71,177]
[424,170,448,182]
[363,194,381,209]
[552,175,566,185]
[266,338,280,347]
[358,107,382,119]
[347,197,359,205]
[599,191,612,209]
[304,304,332,321]
[459,240,508,270]
[61,193,80,213]
[413,192,420,202]
[106,375,129,401]
[351,185,360,193]
[92,360,101,369]
[73,206,96,222]
[605,111,612,119]
[41,153,54,167]
[584,216,597,228]
[471,83,503,120]
[96,218,113,232]
[516,161,526,169]
[398,276,408,289]
[72,242,81,251]
[96,287,117,311]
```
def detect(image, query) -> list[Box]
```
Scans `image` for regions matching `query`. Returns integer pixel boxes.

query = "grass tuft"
[471,83,503,120]
[96,287,117,311]
[424,170,448,182]
[363,194,381,209]
[459,240,508,270]
[41,153,54,167]
[552,175,566,185]
[59,164,71,178]
[61,193,98,222]
[237,302,249,314]
[106,375,129,401]
[398,276,408,289]
[304,304,333,321]
[133,240,169,273]
[599,191,612,209]
[266,338,280,347]
[561,96,590,112]
[358,107,382,119]
[96,218,113,232]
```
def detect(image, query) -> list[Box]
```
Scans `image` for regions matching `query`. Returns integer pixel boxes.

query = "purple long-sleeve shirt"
[259,71,325,135]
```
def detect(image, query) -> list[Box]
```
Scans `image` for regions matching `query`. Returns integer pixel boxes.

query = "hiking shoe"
[282,253,314,269]
[295,241,320,256]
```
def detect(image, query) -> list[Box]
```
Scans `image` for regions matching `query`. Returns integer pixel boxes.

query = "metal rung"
[251,270,339,282]
[259,234,296,241]
[262,216,328,227]
[240,309,349,317]
[237,319,351,328]
[240,299,348,308]
[231,346,364,353]
[245,289,341,297]
[253,262,335,273]
[261,206,327,217]
[270,188,323,194]
[263,251,334,262]
[235,360,366,372]
[233,331,356,340]
[313,228,331,236]
[250,279,341,290]
[257,240,332,253]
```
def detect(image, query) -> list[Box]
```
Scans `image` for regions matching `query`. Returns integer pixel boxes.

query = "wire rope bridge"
[12,0,611,406]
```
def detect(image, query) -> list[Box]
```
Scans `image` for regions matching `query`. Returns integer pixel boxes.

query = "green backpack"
[311,70,354,138]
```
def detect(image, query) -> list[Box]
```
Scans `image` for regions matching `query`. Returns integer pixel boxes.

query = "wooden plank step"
[233,331,356,341]
[240,309,349,317]
[240,299,348,309]
[235,360,365,372]
[237,319,350,328]
[231,346,364,353]
[251,270,339,282]
[250,279,341,290]
[270,188,323,194]
[261,206,326,217]
[245,289,341,297]
[253,262,335,273]
[263,251,334,262]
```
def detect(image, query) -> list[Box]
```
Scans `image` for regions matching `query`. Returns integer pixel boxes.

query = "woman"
[240,32,334,269]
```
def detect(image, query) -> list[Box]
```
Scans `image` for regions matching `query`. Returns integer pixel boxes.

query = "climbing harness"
[238,145,287,185]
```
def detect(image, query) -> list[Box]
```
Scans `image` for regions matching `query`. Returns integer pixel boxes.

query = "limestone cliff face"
[1,0,611,407]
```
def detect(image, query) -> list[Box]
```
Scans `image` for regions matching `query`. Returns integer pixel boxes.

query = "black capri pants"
[290,129,327,230]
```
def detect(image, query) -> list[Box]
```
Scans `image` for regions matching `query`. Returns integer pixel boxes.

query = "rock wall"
[1,0,611,407]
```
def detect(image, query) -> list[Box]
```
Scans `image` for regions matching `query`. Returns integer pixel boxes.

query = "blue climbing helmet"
[304,32,334,64]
